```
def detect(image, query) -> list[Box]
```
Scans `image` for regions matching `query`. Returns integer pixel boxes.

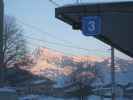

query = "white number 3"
[88,20,96,32]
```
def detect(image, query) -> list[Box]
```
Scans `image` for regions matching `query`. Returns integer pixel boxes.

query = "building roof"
[55,1,133,57]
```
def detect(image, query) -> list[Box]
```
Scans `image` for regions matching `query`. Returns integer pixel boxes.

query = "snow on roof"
[0,87,16,92]
[19,95,39,100]
[32,79,47,84]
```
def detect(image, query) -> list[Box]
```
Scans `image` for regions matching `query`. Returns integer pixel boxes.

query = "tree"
[1,16,27,84]
[70,62,96,86]
[4,16,27,68]
[65,61,97,100]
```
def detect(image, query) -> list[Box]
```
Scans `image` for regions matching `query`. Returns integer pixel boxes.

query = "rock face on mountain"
[27,47,133,85]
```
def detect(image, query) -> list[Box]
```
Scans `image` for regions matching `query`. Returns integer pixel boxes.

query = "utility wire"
[27,41,110,57]
[27,40,109,57]
[48,0,60,6]
[76,0,80,4]
[27,41,76,56]
[16,17,109,51]
[16,18,72,44]
[24,35,110,53]
[15,15,110,54]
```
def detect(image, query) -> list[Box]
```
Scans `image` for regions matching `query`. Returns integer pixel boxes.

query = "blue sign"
[82,16,101,36]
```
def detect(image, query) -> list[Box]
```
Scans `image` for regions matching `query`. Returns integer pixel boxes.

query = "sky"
[4,0,132,59]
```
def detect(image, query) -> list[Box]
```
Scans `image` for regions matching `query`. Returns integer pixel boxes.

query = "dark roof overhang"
[55,1,133,57]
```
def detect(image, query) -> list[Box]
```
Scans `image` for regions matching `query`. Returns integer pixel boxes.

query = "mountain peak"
[28,47,107,78]
[32,47,106,62]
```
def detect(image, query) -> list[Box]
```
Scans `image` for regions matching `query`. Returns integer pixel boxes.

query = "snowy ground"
[19,95,77,100]
[0,87,16,92]
[19,95,131,100]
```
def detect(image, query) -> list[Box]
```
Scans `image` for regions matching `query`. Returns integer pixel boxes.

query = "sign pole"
[0,0,4,86]
[76,0,80,4]
[111,47,115,100]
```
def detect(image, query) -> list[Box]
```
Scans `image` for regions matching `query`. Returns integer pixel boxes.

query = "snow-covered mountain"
[28,47,104,78]
[27,47,133,85]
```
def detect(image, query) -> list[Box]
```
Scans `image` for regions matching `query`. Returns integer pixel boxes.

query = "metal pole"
[111,47,115,100]
[76,0,80,4]
[0,0,4,86]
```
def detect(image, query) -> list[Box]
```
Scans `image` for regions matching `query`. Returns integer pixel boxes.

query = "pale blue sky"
[4,0,132,59]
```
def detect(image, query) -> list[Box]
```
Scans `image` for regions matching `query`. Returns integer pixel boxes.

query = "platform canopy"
[55,1,133,57]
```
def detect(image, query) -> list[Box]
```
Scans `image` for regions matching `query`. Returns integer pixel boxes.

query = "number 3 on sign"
[82,16,101,36]
[88,20,96,32]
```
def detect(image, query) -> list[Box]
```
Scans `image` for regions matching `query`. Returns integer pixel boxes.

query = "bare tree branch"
[3,16,27,68]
